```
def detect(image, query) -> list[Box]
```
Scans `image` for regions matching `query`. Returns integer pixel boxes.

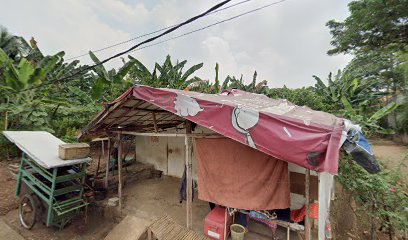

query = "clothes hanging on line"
[290,203,319,223]
[179,165,195,203]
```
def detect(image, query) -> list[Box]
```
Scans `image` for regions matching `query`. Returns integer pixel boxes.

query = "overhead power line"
[20,0,288,92]
[21,0,232,92]
[66,0,253,61]
[131,0,287,53]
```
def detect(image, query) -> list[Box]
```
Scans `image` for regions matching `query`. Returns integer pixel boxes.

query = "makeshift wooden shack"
[79,85,355,239]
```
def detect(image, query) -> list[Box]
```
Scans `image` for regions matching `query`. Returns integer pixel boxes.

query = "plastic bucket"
[230,224,245,240]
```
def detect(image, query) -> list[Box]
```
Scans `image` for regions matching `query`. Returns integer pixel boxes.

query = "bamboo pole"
[105,138,111,189]
[185,121,193,229]
[287,226,290,240]
[118,133,123,210]
[223,208,227,240]
[305,169,311,240]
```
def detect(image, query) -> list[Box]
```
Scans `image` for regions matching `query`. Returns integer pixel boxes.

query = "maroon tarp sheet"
[196,138,290,210]
[86,85,345,174]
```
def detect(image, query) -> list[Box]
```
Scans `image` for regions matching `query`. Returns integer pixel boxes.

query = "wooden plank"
[305,169,311,240]
[118,133,123,210]
[223,208,227,240]
[147,229,152,240]
[102,140,105,157]
[118,131,222,138]
[105,138,111,189]
[290,171,319,200]
[185,121,193,229]
[287,226,290,240]
[152,112,159,133]
[148,215,209,240]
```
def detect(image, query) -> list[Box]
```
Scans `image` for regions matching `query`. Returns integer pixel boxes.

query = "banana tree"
[0,48,63,92]
[89,51,137,101]
[128,54,203,90]
[313,70,398,134]
[0,49,64,130]
[184,63,221,93]
[223,71,268,94]
[0,27,31,62]
[342,96,398,134]
[313,71,388,114]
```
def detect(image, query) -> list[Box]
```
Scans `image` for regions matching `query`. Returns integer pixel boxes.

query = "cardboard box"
[59,143,90,160]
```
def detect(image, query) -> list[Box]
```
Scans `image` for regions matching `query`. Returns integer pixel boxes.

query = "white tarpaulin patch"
[174,94,203,117]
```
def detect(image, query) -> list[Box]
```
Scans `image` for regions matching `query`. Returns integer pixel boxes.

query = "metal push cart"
[3,131,91,229]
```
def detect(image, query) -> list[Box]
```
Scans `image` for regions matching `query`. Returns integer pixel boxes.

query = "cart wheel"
[19,194,37,229]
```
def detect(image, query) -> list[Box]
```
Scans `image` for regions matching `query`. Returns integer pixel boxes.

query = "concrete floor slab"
[104,215,152,240]
[0,219,25,240]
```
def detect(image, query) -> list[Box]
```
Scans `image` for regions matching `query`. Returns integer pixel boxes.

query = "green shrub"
[337,154,408,236]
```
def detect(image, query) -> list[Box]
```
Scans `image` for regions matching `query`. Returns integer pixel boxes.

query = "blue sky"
[0,0,352,88]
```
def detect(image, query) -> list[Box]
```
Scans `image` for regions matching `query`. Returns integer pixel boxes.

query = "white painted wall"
[135,127,205,180]
[167,136,186,177]
[135,135,168,173]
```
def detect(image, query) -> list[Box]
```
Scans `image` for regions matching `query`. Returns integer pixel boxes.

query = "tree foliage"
[327,0,408,55]
[129,54,203,89]
[0,27,31,61]
[89,51,136,101]
[268,86,333,112]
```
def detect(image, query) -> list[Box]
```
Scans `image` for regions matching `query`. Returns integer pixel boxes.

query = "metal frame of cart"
[3,131,91,229]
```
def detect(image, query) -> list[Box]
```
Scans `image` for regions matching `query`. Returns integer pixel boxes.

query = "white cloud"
[0,0,352,88]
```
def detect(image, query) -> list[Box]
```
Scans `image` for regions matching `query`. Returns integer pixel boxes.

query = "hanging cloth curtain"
[196,138,290,210]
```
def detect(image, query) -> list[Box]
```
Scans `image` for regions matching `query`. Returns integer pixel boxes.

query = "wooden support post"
[118,132,123,210]
[102,140,105,157]
[185,121,193,229]
[152,112,158,133]
[147,228,152,240]
[105,138,111,189]
[287,226,290,240]
[223,208,227,240]
[305,169,311,240]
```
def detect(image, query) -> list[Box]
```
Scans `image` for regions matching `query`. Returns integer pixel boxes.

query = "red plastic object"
[204,207,232,240]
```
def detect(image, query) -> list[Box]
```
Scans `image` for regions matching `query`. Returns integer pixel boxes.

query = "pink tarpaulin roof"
[81,85,345,174]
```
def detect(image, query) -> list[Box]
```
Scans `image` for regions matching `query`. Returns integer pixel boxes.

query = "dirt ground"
[1,207,116,240]
[0,161,19,215]
[371,139,408,172]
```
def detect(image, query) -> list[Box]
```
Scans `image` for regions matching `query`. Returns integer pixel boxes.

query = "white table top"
[3,131,91,169]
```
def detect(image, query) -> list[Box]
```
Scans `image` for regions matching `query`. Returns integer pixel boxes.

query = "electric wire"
[131,0,286,53]
[65,0,253,61]
[19,0,287,92]
[19,0,232,92]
